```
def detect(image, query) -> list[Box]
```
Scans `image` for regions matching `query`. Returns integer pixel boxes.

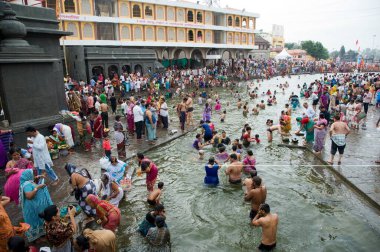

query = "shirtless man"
[237,98,242,109]
[100,102,109,129]
[243,170,257,192]
[147,182,164,206]
[225,154,243,184]
[244,176,267,220]
[259,100,266,109]
[177,98,187,131]
[185,95,194,126]
[328,114,350,165]
[252,203,279,251]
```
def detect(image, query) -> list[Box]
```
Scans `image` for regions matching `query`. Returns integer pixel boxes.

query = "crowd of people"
[0,55,379,251]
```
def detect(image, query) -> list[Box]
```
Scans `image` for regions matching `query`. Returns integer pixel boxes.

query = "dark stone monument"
[0,2,71,144]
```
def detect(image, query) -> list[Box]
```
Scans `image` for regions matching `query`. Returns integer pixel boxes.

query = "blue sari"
[19,169,53,242]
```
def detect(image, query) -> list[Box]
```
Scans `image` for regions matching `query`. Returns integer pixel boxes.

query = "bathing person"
[252,204,278,251]
[147,182,164,206]
[244,176,267,220]
[225,154,243,184]
[328,114,350,165]
[204,157,221,186]
[243,170,258,192]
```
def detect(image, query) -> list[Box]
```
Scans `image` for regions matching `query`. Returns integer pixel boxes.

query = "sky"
[203,0,380,51]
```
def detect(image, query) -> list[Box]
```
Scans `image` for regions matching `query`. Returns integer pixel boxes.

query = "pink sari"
[4,158,33,205]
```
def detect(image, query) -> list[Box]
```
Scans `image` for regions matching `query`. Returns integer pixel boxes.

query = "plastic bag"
[99,156,111,170]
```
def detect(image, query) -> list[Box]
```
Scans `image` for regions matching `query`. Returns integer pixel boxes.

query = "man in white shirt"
[133,101,144,139]
[120,99,128,116]
[303,102,315,119]
[363,89,372,114]
[160,98,169,129]
[26,126,59,185]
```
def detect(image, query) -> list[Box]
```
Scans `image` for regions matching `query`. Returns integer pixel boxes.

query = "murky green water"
[117,75,380,251]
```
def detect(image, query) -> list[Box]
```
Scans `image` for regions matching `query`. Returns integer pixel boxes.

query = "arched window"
[249,19,254,29]
[64,0,76,13]
[197,12,203,23]
[133,4,141,17]
[120,2,129,17]
[121,26,130,40]
[67,23,78,37]
[242,18,247,28]
[134,26,142,40]
[242,34,246,43]
[227,16,232,26]
[145,27,154,40]
[145,6,152,17]
[187,10,194,22]
[83,23,93,38]
[81,0,91,15]
[235,34,240,43]
[188,30,194,41]
[197,31,203,42]
[235,17,240,27]
[168,28,176,41]
[227,33,233,43]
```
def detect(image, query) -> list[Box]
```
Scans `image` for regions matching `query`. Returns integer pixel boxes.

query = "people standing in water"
[147,182,164,206]
[245,176,267,220]
[252,204,278,251]
[328,114,350,165]
[225,154,243,184]
[204,157,221,186]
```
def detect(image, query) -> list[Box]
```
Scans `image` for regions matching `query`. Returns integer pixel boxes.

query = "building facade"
[27,0,260,81]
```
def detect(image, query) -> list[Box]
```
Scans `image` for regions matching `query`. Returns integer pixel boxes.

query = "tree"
[345,50,359,62]
[285,42,301,50]
[339,46,346,59]
[330,50,339,60]
[301,40,329,60]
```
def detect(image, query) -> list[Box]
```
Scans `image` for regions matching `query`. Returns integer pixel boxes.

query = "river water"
[116,74,380,251]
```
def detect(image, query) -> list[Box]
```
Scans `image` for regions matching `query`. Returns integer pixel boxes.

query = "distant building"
[9,0,260,81]
[249,34,270,59]
[271,24,284,49]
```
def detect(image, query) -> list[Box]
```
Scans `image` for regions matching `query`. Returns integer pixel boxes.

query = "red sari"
[86,195,120,232]
[93,115,103,139]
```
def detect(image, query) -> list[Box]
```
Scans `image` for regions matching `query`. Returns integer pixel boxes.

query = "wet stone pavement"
[319,107,380,208]
[2,110,196,224]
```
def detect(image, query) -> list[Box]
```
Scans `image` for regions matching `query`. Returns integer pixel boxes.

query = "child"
[103,132,112,160]
[255,134,261,144]
[220,110,226,122]
[198,150,205,160]
[147,182,164,206]
[243,105,248,117]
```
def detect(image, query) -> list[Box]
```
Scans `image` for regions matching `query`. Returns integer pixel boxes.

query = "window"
[157,27,165,41]
[167,7,175,20]
[64,0,76,13]
[177,29,185,41]
[145,6,153,17]
[242,34,246,43]
[134,26,142,40]
[156,6,164,20]
[121,26,130,40]
[120,2,129,17]
[235,17,240,27]
[205,12,212,24]
[249,19,254,29]
[187,10,194,22]
[197,12,203,23]
[145,27,154,41]
[168,28,176,41]
[133,4,141,17]
[227,16,232,26]
[95,0,116,17]
[242,18,247,28]
[197,31,203,42]
[96,23,115,40]
[235,34,240,44]
[188,30,194,41]
[177,9,185,22]
[83,23,93,38]
[67,22,78,37]
[227,33,233,43]
[205,31,212,42]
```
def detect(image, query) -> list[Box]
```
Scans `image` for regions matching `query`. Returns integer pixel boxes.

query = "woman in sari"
[113,116,126,159]
[39,205,77,252]
[346,100,355,128]
[0,195,30,252]
[98,173,123,207]
[4,149,34,205]
[126,99,135,136]
[76,228,116,252]
[202,103,212,122]
[300,117,315,145]
[82,116,92,152]
[92,111,103,148]
[242,150,256,174]
[85,195,121,232]
[313,113,328,153]
[106,157,127,184]
[19,169,53,242]
[146,216,171,252]
[65,164,96,217]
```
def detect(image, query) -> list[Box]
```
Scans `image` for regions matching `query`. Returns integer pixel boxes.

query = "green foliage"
[330,50,339,59]
[339,46,346,58]
[285,42,301,50]
[301,40,329,60]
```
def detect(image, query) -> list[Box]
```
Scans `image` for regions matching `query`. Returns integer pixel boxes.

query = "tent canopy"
[275,49,293,60]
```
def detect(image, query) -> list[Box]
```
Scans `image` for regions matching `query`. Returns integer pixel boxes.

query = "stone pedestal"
[0,2,71,144]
